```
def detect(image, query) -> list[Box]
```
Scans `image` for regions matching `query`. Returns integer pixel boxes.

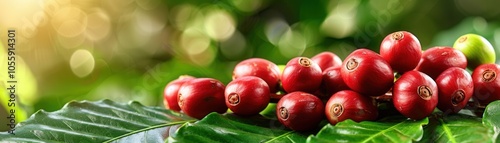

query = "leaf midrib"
[438,118,457,143]
[103,120,196,143]
[263,131,295,143]
[361,121,404,143]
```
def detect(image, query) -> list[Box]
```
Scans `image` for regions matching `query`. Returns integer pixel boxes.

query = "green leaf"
[168,113,308,143]
[307,116,428,143]
[0,99,195,142]
[420,114,493,143]
[483,100,500,142]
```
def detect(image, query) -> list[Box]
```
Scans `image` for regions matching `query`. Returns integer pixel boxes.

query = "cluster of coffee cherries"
[163,31,500,131]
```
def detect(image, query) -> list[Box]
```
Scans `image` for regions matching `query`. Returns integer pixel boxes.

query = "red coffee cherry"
[178,78,227,119]
[341,49,394,96]
[163,75,195,111]
[435,67,473,113]
[415,46,467,79]
[276,92,324,131]
[325,90,378,125]
[233,58,281,93]
[380,31,422,73]
[281,57,322,93]
[472,64,500,106]
[225,76,270,116]
[393,71,438,120]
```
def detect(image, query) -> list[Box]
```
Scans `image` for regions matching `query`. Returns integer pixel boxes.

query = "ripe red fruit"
[233,58,281,93]
[341,49,394,96]
[320,67,349,97]
[472,64,500,106]
[225,76,270,116]
[380,31,422,73]
[435,67,473,113]
[415,46,467,79]
[163,75,195,111]
[276,92,324,131]
[311,51,343,71]
[281,57,322,93]
[178,78,227,119]
[393,71,438,120]
[325,90,378,125]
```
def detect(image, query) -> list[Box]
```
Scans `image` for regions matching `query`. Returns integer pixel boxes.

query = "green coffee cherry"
[453,34,496,69]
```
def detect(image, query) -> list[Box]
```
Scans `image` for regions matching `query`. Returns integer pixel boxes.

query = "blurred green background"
[1,0,500,131]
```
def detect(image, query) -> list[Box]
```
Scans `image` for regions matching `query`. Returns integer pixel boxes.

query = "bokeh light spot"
[85,8,111,41]
[220,30,247,60]
[52,6,88,37]
[278,28,307,58]
[204,10,236,41]
[181,28,211,55]
[265,19,289,45]
[70,49,95,78]
[232,0,262,13]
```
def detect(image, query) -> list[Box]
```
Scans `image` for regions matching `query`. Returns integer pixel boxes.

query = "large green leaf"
[483,100,500,142]
[0,99,195,142]
[420,114,493,143]
[168,113,308,143]
[307,117,428,143]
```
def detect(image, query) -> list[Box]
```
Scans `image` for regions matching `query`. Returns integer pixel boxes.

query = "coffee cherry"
[472,64,500,106]
[320,67,349,97]
[233,58,281,93]
[281,57,322,93]
[453,34,496,69]
[393,71,438,120]
[380,31,422,73]
[225,76,270,116]
[415,46,467,79]
[163,75,195,111]
[435,67,473,113]
[311,51,343,71]
[325,90,378,125]
[341,49,394,96]
[178,78,227,119]
[276,92,324,131]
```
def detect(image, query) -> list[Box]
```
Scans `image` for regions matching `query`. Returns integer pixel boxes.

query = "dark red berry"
[435,67,473,113]
[393,71,438,120]
[380,31,422,73]
[415,46,467,79]
[276,91,324,131]
[178,78,227,119]
[325,90,378,125]
[320,67,349,97]
[225,76,270,116]
[281,57,322,93]
[341,49,394,96]
[311,51,343,71]
[233,58,281,93]
[472,64,500,106]
[163,75,195,111]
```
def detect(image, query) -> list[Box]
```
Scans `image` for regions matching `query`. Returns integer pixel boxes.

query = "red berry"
[311,51,343,71]
[393,71,438,120]
[233,58,281,93]
[435,67,473,113]
[163,75,195,111]
[320,67,349,97]
[472,64,500,106]
[281,57,322,93]
[325,90,378,125]
[276,92,324,131]
[380,31,422,73]
[225,76,270,116]
[178,78,227,119]
[415,46,467,79]
[341,49,394,96]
